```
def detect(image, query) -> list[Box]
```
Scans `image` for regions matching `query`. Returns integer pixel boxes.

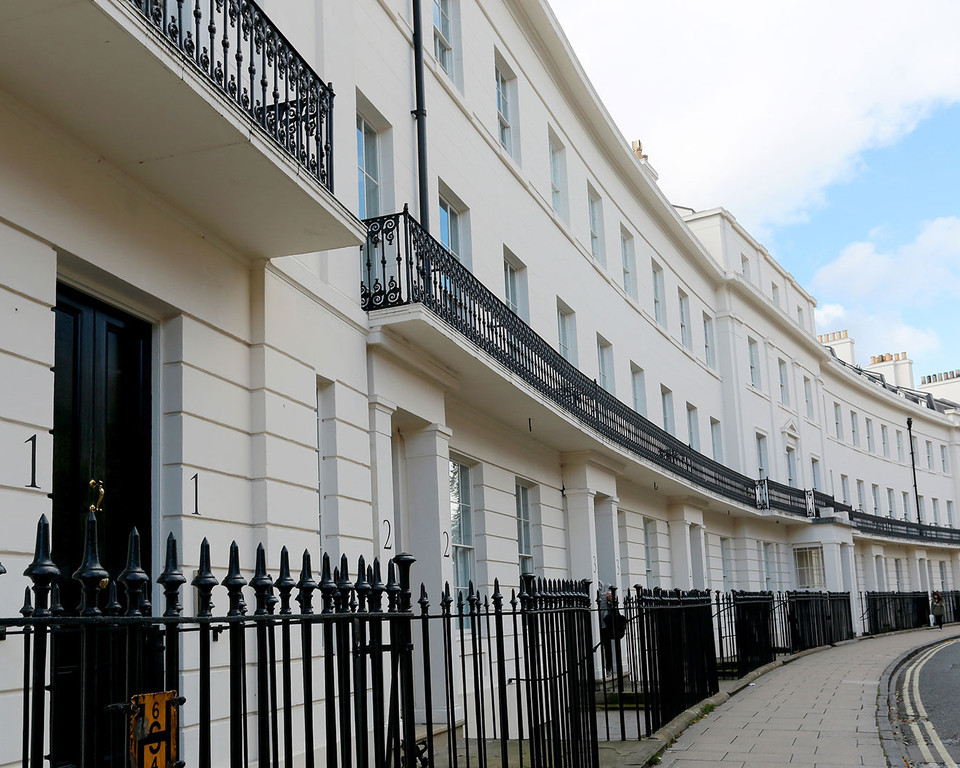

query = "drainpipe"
[907,417,921,526]
[411,0,430,230]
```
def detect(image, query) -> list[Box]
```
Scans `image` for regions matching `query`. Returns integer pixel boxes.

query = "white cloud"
[812,217,960,306]
[547,0,960,235]
[814,303,941,366]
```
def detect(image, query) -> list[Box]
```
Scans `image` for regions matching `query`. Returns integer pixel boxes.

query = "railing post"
[393,553,417,768]
[191,538,218,768]
[24,516,59,768]
[223,542,249,768]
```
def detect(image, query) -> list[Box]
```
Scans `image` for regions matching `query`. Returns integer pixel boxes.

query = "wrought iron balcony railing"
[130,0,334,192]
[361,208,757,506]
[361,209,960,547]
[849,510,960,544]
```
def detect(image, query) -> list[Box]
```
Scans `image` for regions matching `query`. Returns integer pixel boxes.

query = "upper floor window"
[703,314,715,368]
[621,228,637,299]
[741,254,751,282]
[871,484,881,514]
[866,419,875,452]
[678,289,691,349]
[948,500,955,527]
[631,363,646,416]
[438,195,462,260]
[495,58,518,159]
[856,480,865,511]
[748,338,761,388]
[502,248,527,320]
[942,445,949,473]
[433,0,455,76]
[881,424,889,457]
[887,488,897,517]
[686,403,700,451]
[710,418,723,462]
[796,306,805,328]
[587,185,605,264]
[597,335,614,393]
[803,376,814,419]
[756,433,768,478]
[356,114,380,219]
[778,358,790,406]
[840,474,850,504]
[896,430,905,462]
[785,445,797,488]
[548,132,567,218]
[661,386,674,435]
[834,403,843,440]
[850,412,859,447]
[652,262,666,326]
[926,440,934,470]
[771,283,780,306]
[557,300,576,364]
[810,457,821,490]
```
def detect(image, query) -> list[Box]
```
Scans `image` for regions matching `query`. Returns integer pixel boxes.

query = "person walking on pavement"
[931,591,945,630]
[599,586,627,677]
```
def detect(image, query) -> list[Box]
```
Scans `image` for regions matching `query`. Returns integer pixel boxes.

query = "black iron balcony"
[849,510,960,544]
[130,0,334,192]
[361,208,757,507]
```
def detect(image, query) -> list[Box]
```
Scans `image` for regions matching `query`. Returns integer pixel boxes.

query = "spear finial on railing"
[250,543,274,617]
[158,532,186,618]
[24,515,59,617]
[318,552,336,615]
[295,549,317,615]
[276,546,295,616]
[119,527,150,617]
[368,559,385,612]
[72,483,108,616]
[105,580,122,616]
[192,538,218,618]
[20,587,33,618]
[385,560,399,613]
[355,555,370,613]
[223,541,247,617]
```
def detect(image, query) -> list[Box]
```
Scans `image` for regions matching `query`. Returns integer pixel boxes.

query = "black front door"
[51,284,153,768]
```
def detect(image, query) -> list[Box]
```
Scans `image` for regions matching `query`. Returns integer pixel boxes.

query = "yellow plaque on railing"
[128,691,179,768]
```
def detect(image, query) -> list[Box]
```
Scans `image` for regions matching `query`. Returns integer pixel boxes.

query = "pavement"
[597,624,960,768]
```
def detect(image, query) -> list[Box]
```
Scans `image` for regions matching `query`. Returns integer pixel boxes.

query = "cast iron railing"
[784,591,854,650]
[129,0,335,191]
[861,591,930,634]
[849,510,960,544]
[361,208,757,507]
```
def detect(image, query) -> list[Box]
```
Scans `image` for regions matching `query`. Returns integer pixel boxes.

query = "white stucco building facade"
[1,6,959,761]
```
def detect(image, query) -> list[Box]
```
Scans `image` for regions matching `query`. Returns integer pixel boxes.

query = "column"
[403,423,454,589]
[667,520,692,590]
[368,397,396,562]
[565,487,598,586]
[951,553,960,590]
[402,423,457,723]
[593,495,620,592]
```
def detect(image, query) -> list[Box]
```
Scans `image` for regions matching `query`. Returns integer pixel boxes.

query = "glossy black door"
[51,284,153,768]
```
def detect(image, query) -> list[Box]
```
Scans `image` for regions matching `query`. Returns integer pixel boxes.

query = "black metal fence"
[784,591,854,651]
[861,591,930,634]
[128,0,335,191]
[712,591,854,680]
[1,514,731,768]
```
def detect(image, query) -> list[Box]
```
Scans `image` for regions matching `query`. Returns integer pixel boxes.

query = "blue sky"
[548,0,960,382]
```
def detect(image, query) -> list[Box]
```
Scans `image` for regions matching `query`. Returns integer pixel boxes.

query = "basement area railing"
[129,0,335,191]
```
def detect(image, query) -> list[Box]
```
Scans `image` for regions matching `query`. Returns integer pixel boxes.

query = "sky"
[547,0,960,383]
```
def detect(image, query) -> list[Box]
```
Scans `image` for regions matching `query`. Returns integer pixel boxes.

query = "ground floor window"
[449,459,475,598]
[516,482,534,575]
[794,545,825,590]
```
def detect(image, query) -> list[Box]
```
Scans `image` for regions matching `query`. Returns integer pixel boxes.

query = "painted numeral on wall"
[442,531,451,558]
[25,434,39,489]
[382,519,393,550]
[191,473,200,515]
